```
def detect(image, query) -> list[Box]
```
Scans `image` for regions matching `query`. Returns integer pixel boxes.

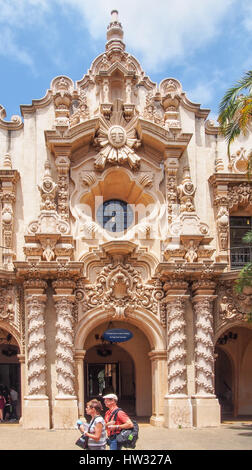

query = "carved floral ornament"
[0,287,15,323]
[217,282,251,329]
[78,261,164,320]
[228,182,252,210]
[229,147,249,174]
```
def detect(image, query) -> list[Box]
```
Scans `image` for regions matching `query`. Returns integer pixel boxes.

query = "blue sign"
[103,328,133,343]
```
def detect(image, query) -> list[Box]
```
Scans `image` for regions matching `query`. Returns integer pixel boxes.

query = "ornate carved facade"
[0,10,252,429]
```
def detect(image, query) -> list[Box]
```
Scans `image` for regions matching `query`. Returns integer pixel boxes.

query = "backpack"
[110,408,139,449]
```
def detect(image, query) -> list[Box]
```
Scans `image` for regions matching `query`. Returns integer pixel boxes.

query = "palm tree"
[218,71,252,306]
[218,70,252,171]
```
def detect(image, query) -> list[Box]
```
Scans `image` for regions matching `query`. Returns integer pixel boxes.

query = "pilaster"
[148,350,167,427]
[74,349,86,418]
[0,160,19,269]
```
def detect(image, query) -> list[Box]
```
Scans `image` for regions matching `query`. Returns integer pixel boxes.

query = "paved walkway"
[0,418,252,450]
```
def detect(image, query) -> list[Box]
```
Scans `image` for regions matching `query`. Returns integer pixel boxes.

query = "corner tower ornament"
[94,114,141,170]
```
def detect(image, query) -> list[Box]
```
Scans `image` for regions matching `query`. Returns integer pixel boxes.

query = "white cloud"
[0,0,242,74]
[0,26,35,69]
[187,82,214,108]
[68,0,237,70]
[241,0,252,31]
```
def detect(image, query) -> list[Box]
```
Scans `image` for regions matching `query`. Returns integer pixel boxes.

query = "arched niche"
[215,325,252,418]
[79,167,155,217]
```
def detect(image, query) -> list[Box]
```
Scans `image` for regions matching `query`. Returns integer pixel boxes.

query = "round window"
[96,199,134,233]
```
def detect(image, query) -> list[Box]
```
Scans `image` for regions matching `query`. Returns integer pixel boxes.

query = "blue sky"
[0,0,251,122]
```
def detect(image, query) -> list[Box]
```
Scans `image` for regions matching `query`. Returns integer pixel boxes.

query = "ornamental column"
[52,279,78,428]
[74,349,86,418]
[23,279,50,429]
[163,281,192,428]
[148,350,167,427]
[191,280,220,427]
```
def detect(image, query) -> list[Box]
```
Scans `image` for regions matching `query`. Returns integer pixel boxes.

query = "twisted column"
[52,279,76,398]
[22,279,50,429]
[166,296,188,395]
[24,280,48,398]
[54,296,76,396]
[26,295,47,396]
[193,296,215,395]
[162,280,192,428]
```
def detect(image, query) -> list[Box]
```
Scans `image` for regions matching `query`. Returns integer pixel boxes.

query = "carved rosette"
[193,297,215,395]
[26,294,47,396]
[166,297,187,395]
[54,296,76,397]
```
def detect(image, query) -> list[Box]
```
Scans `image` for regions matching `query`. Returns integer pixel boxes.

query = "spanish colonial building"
[0,11,252,429]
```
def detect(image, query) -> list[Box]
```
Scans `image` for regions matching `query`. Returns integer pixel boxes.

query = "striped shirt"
[87,416,106,450]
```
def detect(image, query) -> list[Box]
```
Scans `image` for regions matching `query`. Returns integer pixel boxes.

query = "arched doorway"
[215,347,233,416]
[85,344,135,415]
[83,321,152,417]
[0,327,21,421]
[215,325,252,419]
[75,307,167,425]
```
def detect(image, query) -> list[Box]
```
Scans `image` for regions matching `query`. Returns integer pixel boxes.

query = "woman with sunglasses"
[77,399,106,450]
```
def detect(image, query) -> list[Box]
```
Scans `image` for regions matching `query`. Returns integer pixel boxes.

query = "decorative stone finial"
[106,10,125,53]
[2,153,12,170]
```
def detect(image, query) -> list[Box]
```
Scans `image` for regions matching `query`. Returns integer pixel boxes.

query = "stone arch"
[75,307,167,425]
[0,322,22,421]
[0,321,21,350]
[75,306,166,351]
[214,323,252,417]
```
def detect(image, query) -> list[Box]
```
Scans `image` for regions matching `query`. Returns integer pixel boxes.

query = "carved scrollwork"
[216,282,249,331]
[0,287,15,323]
[83,262,164,321]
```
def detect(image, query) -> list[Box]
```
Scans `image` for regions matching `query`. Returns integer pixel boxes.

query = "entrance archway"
[83,321,152,417]
[85,343,136,415]
[215,347,233,416]
[215,325,252,418]
[75,310,167,425]
[0,327,21,421]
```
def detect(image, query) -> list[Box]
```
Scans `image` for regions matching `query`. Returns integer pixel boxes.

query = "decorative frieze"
[228,182,252,211]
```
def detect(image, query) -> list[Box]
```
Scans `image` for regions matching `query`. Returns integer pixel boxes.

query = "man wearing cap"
[103,393,133,450]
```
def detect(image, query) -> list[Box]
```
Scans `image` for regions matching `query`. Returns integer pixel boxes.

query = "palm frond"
[219,70,252,117]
